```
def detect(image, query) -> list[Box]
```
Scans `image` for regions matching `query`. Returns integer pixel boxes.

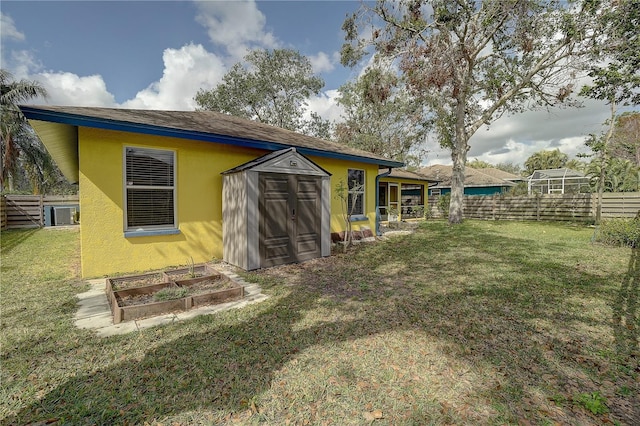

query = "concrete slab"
[96,321,138,337]
[75,312,113,329]
[73,262,269,337]
[136,314,177,330]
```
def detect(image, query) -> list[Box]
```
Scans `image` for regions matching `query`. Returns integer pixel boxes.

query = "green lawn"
[1,221,638,425]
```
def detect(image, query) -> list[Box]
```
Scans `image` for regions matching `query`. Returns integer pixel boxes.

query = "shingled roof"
[417,164,516,188]
[378,168,438,182]
[20,106,404,182]
[475,167,523,181]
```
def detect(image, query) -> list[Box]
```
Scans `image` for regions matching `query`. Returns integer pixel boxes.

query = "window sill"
[124,228,181,238]
[349,215,369,222]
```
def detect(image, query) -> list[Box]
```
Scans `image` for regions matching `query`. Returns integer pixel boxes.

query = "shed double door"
[259,173,322,268]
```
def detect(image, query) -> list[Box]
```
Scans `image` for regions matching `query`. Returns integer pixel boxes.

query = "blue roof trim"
[20,106,404,168]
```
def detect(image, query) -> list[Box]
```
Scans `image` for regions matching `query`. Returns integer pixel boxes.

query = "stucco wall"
[77,127,379,277]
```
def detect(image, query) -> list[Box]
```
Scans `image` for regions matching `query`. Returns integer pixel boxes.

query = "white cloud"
[122,43,226,110]
[9,50,43,78]
[33,72,117,107]
[194,0,278,61]
[306,89,343,123]
[309,51,335,74]
[422,100,611,167]
[0,13,24,41]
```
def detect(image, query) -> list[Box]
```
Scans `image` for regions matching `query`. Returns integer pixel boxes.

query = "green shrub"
[437,194,451,218]
[596,217,640,247]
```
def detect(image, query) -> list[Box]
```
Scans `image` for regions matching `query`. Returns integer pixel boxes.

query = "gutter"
[375,167,394,236]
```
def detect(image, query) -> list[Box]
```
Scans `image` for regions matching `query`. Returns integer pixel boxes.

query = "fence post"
[536,193,541,221]
[0,196,6,231]
[39,194,44,227]
[492,195,496,220]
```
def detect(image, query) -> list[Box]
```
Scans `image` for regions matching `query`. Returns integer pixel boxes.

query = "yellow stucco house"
[21,106,411,277]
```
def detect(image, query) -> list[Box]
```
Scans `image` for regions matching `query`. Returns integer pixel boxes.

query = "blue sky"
[0,0,627,166]
[1,1,358,108]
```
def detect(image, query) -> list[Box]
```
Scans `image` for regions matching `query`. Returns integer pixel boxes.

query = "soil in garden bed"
[117,292,159,307]
[109,273,166,291]
[179,276,237,296]
[164,265,217,282]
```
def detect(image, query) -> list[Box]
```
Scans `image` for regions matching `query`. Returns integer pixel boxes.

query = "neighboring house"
[474,167,524,183]
[377,169,435,221]
[21,106,403,277]
[418,164,517,196]
[527,168,590,194]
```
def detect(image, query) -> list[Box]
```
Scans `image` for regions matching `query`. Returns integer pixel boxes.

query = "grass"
[153,287,188,301]
[1,221,638,425]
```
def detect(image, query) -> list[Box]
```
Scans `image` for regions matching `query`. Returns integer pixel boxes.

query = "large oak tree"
[335,65,429,165]
[342,0,604,223]
[195,49,331,139]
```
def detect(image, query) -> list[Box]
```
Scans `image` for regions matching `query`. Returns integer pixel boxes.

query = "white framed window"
[347,168,365,216]
[430,188,441,196]
[124,147,176,231]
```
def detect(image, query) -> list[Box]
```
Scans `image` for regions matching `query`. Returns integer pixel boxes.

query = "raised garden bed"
[106,272,168,316]
[163,264,217,282]
[106,264,243,323]
[112,282,186,324]
[176,274,243,308]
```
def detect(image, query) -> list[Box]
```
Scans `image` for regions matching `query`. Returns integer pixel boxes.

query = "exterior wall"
[464,186,507,196]
[78,127,264,277]
[317,160,379,236]
[222,173,248,270]
[428,186,507,196]
[77,127,380,277]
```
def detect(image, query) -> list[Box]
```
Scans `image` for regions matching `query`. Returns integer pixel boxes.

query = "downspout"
[376,167,393,236]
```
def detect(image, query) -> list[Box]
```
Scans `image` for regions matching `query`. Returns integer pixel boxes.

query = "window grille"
[347,169,365,216]
[124,147,176,230]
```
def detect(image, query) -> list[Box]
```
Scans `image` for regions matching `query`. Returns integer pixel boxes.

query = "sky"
[1,0,635,168]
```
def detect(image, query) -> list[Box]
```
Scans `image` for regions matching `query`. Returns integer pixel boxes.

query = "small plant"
[334,179,364,252]
[437,193,451,218]
[387,206,399,222]
[153,287,188,301]
[187,256,196,278]
[574,391,609,415]
[412,205,425,219]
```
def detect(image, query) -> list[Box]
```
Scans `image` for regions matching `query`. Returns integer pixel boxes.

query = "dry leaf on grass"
[363,410,384,421]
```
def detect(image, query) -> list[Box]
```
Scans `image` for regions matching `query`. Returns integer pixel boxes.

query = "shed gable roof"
[222,148,330,176]
[20,106,403,183]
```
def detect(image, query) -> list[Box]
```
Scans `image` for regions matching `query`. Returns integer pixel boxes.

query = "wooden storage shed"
[222,148,331,270]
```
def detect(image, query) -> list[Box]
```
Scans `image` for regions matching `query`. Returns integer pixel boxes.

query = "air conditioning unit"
[53,207,74,226]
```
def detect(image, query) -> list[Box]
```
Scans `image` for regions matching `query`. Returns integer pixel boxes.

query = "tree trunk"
[596,101,616,224]
[449,145,466,224]
[449,100,468,224]
[595,158,604,224]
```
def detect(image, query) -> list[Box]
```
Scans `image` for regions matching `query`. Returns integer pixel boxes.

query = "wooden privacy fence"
[1,193,638,230]
[427,192,640,222]
[600,192,640,218]
[1,195,79,230]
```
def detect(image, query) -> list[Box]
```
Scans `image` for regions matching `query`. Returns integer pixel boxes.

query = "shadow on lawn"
[7,223,634,424]
[612,245,639,367]
[613,246,639,357]
[0,228,38,256]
